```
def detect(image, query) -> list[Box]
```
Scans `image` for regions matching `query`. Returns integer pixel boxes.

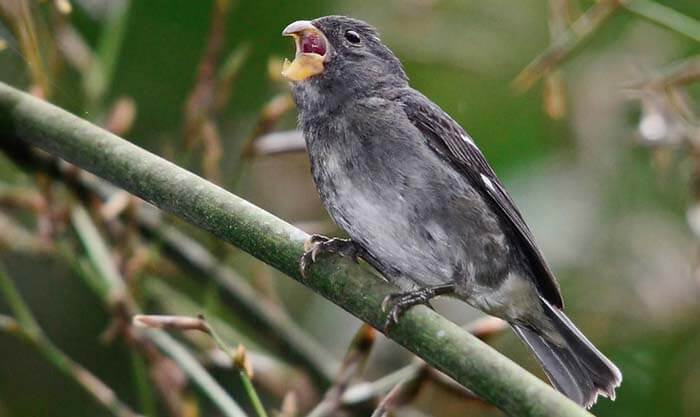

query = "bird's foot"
[299,234,362,278]
[381,284,454,332]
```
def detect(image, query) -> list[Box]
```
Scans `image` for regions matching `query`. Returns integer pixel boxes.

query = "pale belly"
[310,140,513,294]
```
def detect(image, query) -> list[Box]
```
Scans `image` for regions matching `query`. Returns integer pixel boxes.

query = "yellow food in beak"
[281,54,325,81]
[281,20,328,81]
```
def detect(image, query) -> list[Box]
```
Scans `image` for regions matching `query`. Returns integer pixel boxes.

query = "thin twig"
[234,345,270,417]
[83,0,132,114]
[278,392,299,417]
[370,366,429,417]
[54,23,93,73]
[70,203,249,417]
[130,351,158,417]
[182,0,234,183]
[0,210,51,253]
[135,314,269,417]
[0,262,41,335]
[13,0,50,96]
[249,130,306,157]
[0,138,337,384]
[71,204,128,304]
[630,56,700,89]
[342,317,507,409]
[341,363,422,407]
[151,223,338,383]
[513,0,622,92]
[143,330,249,417]
[542,0,573,120]
[143,278,259,349]
[306,325,376,417]
[231,93,296,189]
[623,0,700,43]
[214,44,250,112]
[144,276,322,407]
[241,94,296,158]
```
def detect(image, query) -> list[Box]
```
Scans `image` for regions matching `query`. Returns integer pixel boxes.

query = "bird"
[281,15,621,409]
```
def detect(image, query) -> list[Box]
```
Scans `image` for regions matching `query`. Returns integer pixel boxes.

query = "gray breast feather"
[303,97,512,291]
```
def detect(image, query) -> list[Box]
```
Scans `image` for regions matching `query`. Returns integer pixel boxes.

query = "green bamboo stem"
[203,325,270,417]
[204,328,268,417]
[0,136,336,384]
[84,0,132,114]
[130,352,158,417]
[238,373,269,417]
[623,0,700,43]
[0,82,594,417]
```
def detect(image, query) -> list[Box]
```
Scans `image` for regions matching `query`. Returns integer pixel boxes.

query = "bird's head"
[282,16,407,113]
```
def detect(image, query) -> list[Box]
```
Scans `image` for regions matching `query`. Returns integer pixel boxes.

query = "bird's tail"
[512,298,622,409]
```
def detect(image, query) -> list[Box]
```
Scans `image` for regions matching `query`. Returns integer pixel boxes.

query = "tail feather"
[512,325,593,406]
[513,298,622,409]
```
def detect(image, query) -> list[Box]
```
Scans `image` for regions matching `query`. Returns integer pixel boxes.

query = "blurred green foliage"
[0,1,699,416]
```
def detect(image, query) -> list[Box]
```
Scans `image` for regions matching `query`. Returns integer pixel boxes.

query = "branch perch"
[0,82,593,417]
[0,137,336,383]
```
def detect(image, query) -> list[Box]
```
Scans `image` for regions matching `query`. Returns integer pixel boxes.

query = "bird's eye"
[344,30,361,44]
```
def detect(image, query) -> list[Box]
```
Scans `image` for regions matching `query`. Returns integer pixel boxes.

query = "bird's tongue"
[300,31,327,55]
[282,30,327,81]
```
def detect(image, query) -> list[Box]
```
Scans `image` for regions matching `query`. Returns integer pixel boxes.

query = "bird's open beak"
[281,20,328,81]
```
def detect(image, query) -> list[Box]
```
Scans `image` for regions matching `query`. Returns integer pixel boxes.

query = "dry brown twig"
[631,57,700,90]
[627,58,700,245]
[369,366,429,417]
[241,94,296,158]
[0,0,51,96]
[183,0,236,183]
[104,97,137,137]
[627,57,700,148]
[542,0,575,120]
[0,210,53,253]
[69,204,249,417]
[516,0,700,93]
[513,0,622,92]
[0,138,337,385]
[54,22,93,73]
[135,313,270,417]
[306,324,377,417]
[278,392,299,417]
[134,314,212,333]
[356,317,508,416]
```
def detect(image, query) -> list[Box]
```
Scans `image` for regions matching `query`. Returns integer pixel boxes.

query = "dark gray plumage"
[283,15,621,408]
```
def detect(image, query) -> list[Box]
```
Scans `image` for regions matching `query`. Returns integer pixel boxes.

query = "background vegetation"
[0,1,699,416]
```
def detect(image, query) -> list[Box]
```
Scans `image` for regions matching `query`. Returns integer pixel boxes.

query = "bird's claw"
[381,291,427,332]
[299,234,361,278]
[381,284,455,333]
[381,295,402,331]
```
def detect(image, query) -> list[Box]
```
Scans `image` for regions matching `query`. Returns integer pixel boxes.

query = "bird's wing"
[396,89,563,308]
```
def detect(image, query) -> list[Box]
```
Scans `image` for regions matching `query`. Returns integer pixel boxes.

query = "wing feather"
[395,89,563,308]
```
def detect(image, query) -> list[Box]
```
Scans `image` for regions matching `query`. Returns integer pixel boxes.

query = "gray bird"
[281,15,621,408]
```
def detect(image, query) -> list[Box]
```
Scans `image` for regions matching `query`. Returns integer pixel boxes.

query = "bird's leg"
[381,284,455,332]
[299,234,363,278]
